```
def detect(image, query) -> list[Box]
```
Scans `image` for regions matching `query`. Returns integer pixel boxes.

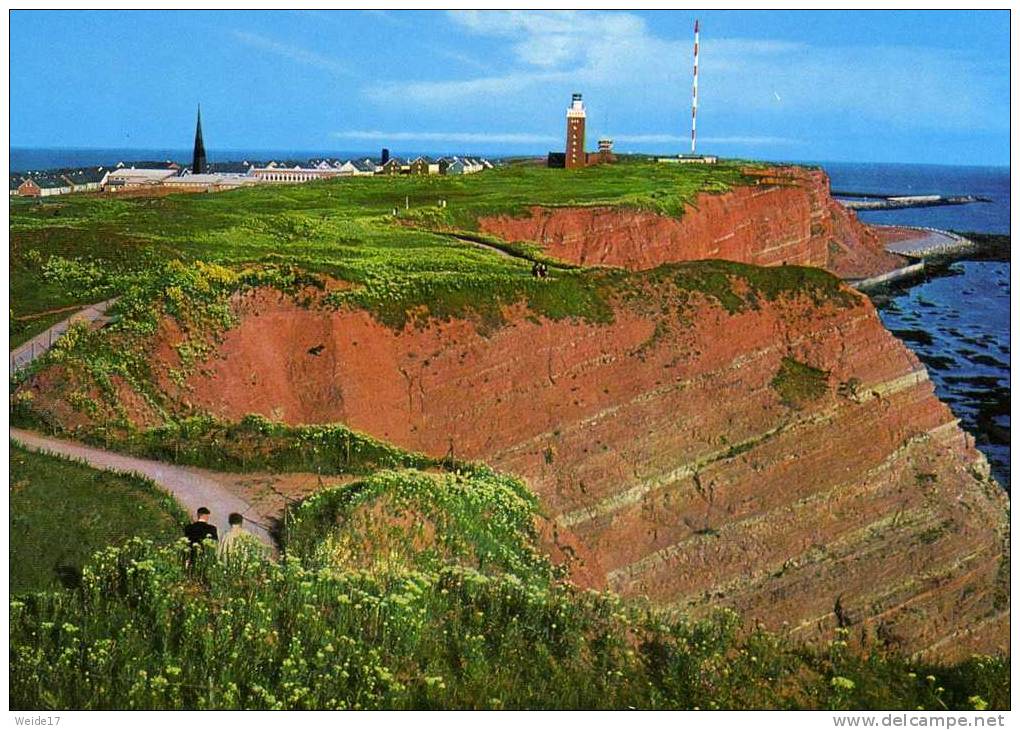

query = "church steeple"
[192,105,207,175]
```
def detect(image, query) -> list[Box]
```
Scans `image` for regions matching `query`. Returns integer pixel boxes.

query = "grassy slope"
[9,442,187,592]
[9,471,1008,710]
[10,310,70,349]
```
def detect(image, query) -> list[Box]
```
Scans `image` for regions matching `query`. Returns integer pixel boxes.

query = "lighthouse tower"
[565,93,586,169]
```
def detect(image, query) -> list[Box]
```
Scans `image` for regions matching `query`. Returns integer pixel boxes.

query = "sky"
[9,10,1011,165]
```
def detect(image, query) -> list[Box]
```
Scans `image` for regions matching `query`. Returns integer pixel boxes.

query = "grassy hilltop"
[11,158,751,341]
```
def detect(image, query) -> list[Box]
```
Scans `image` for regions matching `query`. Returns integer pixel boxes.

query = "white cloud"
[368,10,1002,134]
[332,130,559,145]
[368,70,568,105]
[232,30,356,78]
[433,48,496,74]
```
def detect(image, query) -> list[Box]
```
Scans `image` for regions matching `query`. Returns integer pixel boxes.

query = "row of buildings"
[12,110,496,198]
[9,154,495,197]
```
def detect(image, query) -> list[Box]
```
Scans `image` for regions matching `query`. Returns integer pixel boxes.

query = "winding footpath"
[10,297,119,374]
[11,298,277,547]
[10,428,276,547]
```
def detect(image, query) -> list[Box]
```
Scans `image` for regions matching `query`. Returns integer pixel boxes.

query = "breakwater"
[835,193,991,211]
[850,262,926,291]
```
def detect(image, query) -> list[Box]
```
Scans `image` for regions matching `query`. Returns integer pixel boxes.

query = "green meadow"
[9,442,187,593]
[10,158,752,326]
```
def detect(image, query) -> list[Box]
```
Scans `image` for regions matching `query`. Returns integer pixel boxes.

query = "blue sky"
[9,10,1010,165]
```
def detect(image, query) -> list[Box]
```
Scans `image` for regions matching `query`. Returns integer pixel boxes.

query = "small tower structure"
[597,137,615,164]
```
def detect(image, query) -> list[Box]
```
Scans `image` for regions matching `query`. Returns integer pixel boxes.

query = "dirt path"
[10,298,119,374]
[436,230,572,271]
[9,428,346,549]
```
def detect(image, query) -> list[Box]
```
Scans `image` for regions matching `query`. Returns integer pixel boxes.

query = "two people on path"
[185,507,266,560]
[531,261,549,278]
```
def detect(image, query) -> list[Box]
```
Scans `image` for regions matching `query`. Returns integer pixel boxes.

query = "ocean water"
[819,162,1009,488]
[820,161,1010,235]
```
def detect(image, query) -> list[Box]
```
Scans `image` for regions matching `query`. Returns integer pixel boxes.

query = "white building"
[250,164,340,183]
[106,168,179,188]
[162,174,260,191]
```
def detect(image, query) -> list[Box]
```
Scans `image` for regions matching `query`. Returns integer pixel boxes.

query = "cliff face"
[172,284,1008,658]
[479,168,905,279]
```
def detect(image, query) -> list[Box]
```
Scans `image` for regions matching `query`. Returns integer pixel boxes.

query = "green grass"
[8,442,187,593]
[9,158,754,324]
[282,468,550,582]
[87,414,448,476]
[10,310,70,349]
[770,357,831,408]
[9,469,1009,710]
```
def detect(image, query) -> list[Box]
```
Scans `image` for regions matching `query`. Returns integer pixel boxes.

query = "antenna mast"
[691,19,700,155]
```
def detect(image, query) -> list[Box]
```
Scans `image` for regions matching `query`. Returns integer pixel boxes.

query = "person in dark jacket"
[184,507,218,545]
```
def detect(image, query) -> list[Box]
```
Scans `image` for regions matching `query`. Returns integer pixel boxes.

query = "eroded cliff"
[153,272,1009,659]
[478,167,906,279]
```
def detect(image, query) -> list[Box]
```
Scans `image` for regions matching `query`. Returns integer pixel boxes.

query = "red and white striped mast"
[691,19,700,155]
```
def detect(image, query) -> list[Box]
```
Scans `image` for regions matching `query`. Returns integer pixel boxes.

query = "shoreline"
[850,227,1008,292]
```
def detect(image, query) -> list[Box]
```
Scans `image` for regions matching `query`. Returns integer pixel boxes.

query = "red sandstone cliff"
[478,167,906,279]
[158,282,1009,659]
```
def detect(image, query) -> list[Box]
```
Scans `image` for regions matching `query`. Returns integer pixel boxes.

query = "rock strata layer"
[172,285,1008,659]
[479,167,906,279]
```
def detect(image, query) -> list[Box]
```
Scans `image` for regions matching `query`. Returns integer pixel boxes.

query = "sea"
[9,150,1011,487]
[817,162,1010,489]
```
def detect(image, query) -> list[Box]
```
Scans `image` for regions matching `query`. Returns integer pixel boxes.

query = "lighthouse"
[565,93,586,169]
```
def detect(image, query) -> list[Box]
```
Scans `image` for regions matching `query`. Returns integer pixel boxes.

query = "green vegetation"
[657,259,857,315]
[10,309,75,349]
[282,468,550,582]
[10,468,1008,710]
[9,442,186,593]
[10,158,752,327]
[103,414,445,475]
[10,413,451,477]
[771,356,830,408]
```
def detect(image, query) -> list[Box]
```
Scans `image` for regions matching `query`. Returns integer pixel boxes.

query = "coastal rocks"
[478,167,906,280]
[174,283,1008,658]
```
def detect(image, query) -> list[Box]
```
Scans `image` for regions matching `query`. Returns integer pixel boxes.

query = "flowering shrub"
[283,468,549,582]
[10,534,1008,710]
